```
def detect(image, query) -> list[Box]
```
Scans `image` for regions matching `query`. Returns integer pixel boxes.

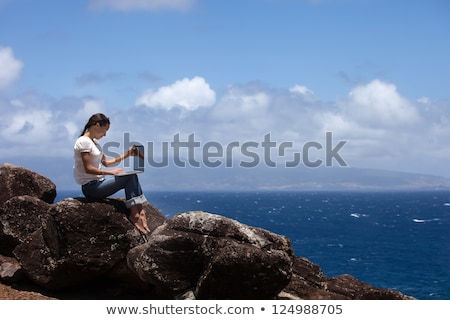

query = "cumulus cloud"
[0,92,107,157]
[213,86,270,120]
[0,47,23,90]
[289,84,316,102]
[316,80,422,137]
[2,76,450,181]
[135,76,216,111]
[312,79,450,174]
[343,79,420,127]
[88,0,196,12]
[130,78,449,175]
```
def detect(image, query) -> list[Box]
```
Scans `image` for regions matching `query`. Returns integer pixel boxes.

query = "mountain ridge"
[139,166,450,191]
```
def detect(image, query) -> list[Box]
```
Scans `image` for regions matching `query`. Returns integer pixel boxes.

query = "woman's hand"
[101,145,144,168]
[128,146,138,156]
[128,145,144,159]
[109,168,125,175]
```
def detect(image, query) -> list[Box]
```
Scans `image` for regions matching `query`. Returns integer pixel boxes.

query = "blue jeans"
[82,174,147,208]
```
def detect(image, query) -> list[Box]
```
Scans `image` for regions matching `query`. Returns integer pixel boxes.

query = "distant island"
[137,166,450,191]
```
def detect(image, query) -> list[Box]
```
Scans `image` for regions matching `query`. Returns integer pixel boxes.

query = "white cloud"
[315,80,421,137]
[213,86,270,120]
[289,84,315,102]
[136,76,216,111]
[343,79,420,127]
[62,98,107,139]
[2,78,450,184]
[75,98,107,123]
[1,105,53,145]
[417,96,430,104]
[0,93,108,158]
[0,47,23,90]
[291,79,450,174]
[88,0,196,12]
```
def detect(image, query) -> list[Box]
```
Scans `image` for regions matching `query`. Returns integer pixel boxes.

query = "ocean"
[56,190,450,300]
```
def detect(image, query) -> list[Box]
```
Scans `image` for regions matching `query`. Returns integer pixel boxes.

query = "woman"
[73,113,150,234]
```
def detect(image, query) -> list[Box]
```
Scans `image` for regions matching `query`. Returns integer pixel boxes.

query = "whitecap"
[327,243,343,248]
[444,203,450,206]
[413,218,440,223]
[350,213,360,218]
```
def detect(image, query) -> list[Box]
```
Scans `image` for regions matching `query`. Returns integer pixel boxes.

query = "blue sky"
[1,0,450,190]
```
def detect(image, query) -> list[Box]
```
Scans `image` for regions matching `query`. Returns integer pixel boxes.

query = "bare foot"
[140,210,151,233]
[129,214,148,234]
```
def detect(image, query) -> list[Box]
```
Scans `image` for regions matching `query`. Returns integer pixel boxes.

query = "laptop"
[116,145,145,176]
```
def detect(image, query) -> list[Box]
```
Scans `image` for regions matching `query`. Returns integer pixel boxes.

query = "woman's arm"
[101,154,122,168]
[101,146,140,167]
[81,152,123,175]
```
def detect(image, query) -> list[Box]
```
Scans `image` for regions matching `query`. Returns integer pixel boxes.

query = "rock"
[12,197,166,291]
[0,163,56,205]
[280,255,336,299]
[128,211,293,299]
[0,195,51,256]
[324,274,413,300]
[0,262,23,284]
[0,254,24,284]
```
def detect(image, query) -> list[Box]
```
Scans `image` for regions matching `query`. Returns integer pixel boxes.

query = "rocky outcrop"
[0,163,413,300]
[128,211,293,299]
[0,163,56,205]
[12,197,157,291]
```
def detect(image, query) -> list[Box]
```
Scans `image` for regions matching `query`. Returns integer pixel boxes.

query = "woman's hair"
[79,113,110,137]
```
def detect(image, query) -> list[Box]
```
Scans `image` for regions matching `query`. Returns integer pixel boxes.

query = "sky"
[1,0,450,191]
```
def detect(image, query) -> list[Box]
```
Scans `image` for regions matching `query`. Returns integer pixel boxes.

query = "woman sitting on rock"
[73,113,150,234]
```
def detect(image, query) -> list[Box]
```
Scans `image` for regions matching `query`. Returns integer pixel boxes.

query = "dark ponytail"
[79,113,110,137]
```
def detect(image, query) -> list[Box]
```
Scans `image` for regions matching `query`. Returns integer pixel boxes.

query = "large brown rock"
[0,163,56,205]
[128,211,294,299]
[12,198,166,291]
[0,196,50,256]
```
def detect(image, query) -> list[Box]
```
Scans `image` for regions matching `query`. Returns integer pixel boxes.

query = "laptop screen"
[134,145,144,171]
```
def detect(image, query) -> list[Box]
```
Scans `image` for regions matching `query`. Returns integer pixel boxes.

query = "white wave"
[413,218,441,223]
[350,212,369,218]
[326,243,343,248]
[444,203,450,206]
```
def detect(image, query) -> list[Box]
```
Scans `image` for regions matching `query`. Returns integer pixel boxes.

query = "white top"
[73,136,104,185]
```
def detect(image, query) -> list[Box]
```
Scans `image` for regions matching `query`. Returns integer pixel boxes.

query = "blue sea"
[57,190,450,300]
